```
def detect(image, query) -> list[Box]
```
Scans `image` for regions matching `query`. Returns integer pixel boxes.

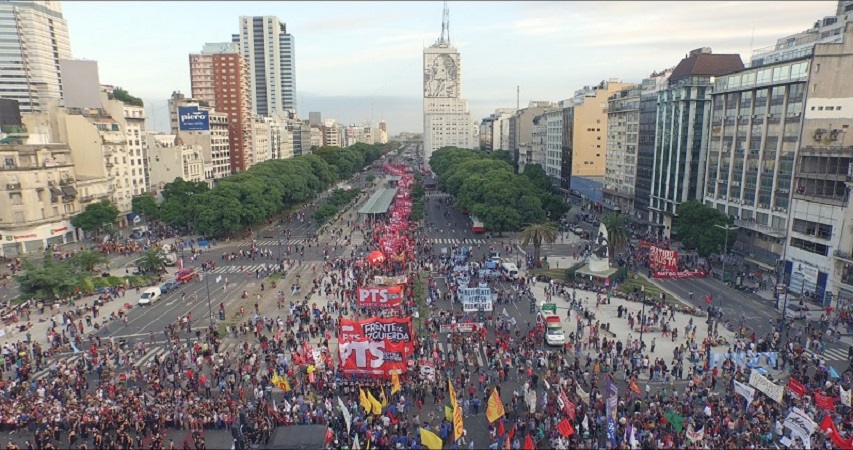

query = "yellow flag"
[282,376,291,392]
[445,405,453,422]
[447,380,464,440]
[359,388,371,413]
[486,387,505,423]
[448,379,458,406]
[420,427,443,450]
[391,372,401,394]
[380,388,388,408]
[367,389,382,415]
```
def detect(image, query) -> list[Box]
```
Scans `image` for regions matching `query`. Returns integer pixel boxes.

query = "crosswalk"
[803,346,849,362]
[425,192,451,199]
[251,239,308,246]
[433,341,487,367]
[428,238,487,245]
[207,262,302,274]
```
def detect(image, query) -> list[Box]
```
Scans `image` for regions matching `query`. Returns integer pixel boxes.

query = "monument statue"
[589,223,610,272]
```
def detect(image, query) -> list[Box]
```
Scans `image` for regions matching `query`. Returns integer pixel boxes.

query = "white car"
[138,287,162,306]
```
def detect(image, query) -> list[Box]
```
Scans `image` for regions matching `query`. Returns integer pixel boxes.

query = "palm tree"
[520,222,559,266]
[600,213,629,262]
[70,250,108,272]
[136,247,167,274]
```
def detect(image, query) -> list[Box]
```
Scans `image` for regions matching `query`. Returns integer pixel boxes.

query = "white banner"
[338,396,352,434]
[525,387,537,414]
[686,424,704,443]
[576,385,590,405]
[460,287,493,312]
[734,379,755,404]
[783,407,816,446]
[841,386,851,407]
[749,371,783,403]
[374,275,407,286]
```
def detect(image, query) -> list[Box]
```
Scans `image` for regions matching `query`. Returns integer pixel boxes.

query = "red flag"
[497,419,506,436]
[557,418,575,437]
[558,389,575,420]
[823,416,853,450]
[815,392,836,410]
[508,425,516,442]
[788,378,807,398]
[523,434,534,450]
[705,295,712,304]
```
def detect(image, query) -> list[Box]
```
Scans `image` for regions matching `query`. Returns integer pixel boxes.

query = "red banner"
[338,317,414,377]
[357,285,404,308]
[788,378,807,398]
[649,245,678,271]
[653,270,707,279]
[815,392,836,410]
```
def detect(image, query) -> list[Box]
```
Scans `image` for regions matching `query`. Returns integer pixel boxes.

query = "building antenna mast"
[517,86,520,110]
[440,0,450,44]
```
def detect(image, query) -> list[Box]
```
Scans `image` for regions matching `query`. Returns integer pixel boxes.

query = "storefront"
[0,221,77,257]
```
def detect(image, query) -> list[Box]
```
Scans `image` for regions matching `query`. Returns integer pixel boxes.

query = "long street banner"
[653,270,707,279]
[374,275,408,286]
[649,245,678,271]
[459,287,493,312]
[339,317,413,377]
[749,370,784,403]
[357,285,404,308]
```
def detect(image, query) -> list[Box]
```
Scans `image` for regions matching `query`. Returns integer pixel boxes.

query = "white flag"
[841,386,851,407]
[216,275,222,283]
[338,396,352,434]
[734,379,755,404]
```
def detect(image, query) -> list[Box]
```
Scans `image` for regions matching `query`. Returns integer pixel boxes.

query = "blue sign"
[178,106,210,131]
[198,239,209,248]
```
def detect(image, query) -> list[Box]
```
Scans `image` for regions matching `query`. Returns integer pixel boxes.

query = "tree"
[674,201,734,256]
[70,250,108,272]
[136,247,167,274]
[473,205,520,237]
[131,195,159,221]
[520,222,558,265]
[521,164,553,192]
[71,200,119,235]
[111,87,144,107]
[600,213,629,261]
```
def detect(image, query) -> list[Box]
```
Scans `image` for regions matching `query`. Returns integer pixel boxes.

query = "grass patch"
[530,268,567,280]
[268,272,282,282]
[618,275,664,299]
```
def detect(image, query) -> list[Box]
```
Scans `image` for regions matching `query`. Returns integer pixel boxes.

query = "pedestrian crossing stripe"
[428,238,486,245]
[207,262,301,274]
[253,239,307,246]
[803,347,848,362]
[434,342,486,367]
[425,193,451,198]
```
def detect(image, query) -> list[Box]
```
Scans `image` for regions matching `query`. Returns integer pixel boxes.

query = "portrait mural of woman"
[424,53,458,98]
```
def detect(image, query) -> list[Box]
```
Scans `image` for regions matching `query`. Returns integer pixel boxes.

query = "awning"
[61,186,78,196]
[49,187,63,197]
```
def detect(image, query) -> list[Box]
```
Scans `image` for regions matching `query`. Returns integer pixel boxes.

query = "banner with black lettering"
[338,317,414,377]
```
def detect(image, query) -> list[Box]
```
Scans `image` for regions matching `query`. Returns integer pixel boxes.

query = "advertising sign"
[178,106,210,131]
[649,245,678,271]
[338,317,413,377]
[459,287,493,312]
[356,285,404,308]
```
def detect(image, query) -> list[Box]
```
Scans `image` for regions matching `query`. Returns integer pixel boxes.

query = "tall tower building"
[422,2,475,168]
[189,43,253,172]
[0,1,71,113]
[233,16,296,116]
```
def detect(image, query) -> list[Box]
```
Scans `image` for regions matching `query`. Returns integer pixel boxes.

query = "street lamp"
[202,271,214,328]
[713,224,739,313]
[640,285,646,353]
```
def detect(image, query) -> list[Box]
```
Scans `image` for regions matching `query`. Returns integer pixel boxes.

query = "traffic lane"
[654,276,776,335]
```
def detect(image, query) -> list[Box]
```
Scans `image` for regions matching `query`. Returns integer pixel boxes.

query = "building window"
[9,193,22,205]
[13,211,23,223]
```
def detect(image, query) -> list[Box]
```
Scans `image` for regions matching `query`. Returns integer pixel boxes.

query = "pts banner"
[357,285,404,308]
[649,245,678,271]
[338,317,414,377]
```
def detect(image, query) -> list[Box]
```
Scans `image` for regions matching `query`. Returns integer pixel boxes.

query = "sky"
[62,1,838,135]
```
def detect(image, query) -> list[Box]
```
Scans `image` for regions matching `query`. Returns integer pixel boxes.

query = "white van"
[138,287,162,306]
[501,262,519,279]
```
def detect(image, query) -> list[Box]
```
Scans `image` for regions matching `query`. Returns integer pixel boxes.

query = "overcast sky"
[63,1,837,135]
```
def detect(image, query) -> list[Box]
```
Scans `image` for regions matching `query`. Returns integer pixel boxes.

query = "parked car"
[160,281,181,294]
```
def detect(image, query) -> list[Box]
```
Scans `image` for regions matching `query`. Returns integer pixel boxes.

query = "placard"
[749,370,783,403]
[459,287,493,312]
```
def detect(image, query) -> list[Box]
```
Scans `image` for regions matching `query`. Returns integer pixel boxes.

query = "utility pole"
[713,224,739,313]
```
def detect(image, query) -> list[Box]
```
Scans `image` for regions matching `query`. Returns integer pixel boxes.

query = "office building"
[233,16,296,115]
[422,3,475,167]
[649,48,744,238]
[634,69,674,226]
[0,0,71,113]
[168,91,231,184]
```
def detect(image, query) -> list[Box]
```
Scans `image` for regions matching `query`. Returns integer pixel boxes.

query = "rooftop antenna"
[517,86,520,110]
[440,0,450,44]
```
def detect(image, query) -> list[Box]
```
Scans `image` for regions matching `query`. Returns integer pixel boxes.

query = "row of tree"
[429,147,569,234]
[71,143,390,238]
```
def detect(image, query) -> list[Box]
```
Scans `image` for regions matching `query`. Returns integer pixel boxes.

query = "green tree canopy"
[601,213,629,261]
[71,200,119,234]
[673,201,735,256]
[131,195,159,220]
[521,222,558,264]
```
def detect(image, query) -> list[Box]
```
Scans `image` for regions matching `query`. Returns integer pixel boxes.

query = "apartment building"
[322,119,343,148]
[0,1,71,113]
[570,80,634,178]
[633,69,674,227]
[509,101,556,173]
[168,92,231,184]
[252,116,270,164]
[102,92,147,196]
[189,43,253,173]
[544,109,563,185]
[649,48,744,238]
[0,141,82,256]
[604,86,642,215]
[146,133,205,191]
[233,16,297,115]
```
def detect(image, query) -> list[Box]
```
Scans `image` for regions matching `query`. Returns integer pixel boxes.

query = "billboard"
[338,317,414,377]
[357,285,404,308]
[178,106,210,131]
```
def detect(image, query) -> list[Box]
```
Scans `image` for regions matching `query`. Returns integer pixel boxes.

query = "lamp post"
[640,285,646,353]
[203,271,214,328]
[713,224,738,314]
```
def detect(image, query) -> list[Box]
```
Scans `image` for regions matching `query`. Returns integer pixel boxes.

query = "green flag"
[664,410,684,432]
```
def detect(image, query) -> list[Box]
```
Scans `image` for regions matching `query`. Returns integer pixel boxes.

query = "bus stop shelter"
[358,187,398,219]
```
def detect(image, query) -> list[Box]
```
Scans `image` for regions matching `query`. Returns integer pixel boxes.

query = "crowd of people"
[0,160,851,450]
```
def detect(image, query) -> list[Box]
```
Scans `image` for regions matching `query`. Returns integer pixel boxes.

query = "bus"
[470,217,484,234]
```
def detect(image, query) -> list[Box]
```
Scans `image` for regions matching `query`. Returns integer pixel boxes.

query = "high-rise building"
[785,22,853,308]
[568,80,634,178]
[634,69,673,227]
[702,58,810,274]
[168,91,231,184]
[189,43,253,173]
[649,48,744,238]
[544,109,563,186]
[233,16,296,116]
[422,3,475,168]
[509,101,556,173]
[0,1,72,113]
[603,86,642,216]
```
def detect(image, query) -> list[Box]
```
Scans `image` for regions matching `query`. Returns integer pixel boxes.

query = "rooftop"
[670,50,744,81]
[358,188,398,215]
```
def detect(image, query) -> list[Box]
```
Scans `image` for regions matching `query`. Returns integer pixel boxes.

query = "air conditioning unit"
[830,129,841,141]
[814,128,827,141]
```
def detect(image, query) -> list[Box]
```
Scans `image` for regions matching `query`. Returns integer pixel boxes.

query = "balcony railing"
[834,250,853,263]
[734,218,786,238]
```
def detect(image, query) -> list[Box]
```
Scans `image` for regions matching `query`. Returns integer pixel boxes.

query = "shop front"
[0,222,77,257]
